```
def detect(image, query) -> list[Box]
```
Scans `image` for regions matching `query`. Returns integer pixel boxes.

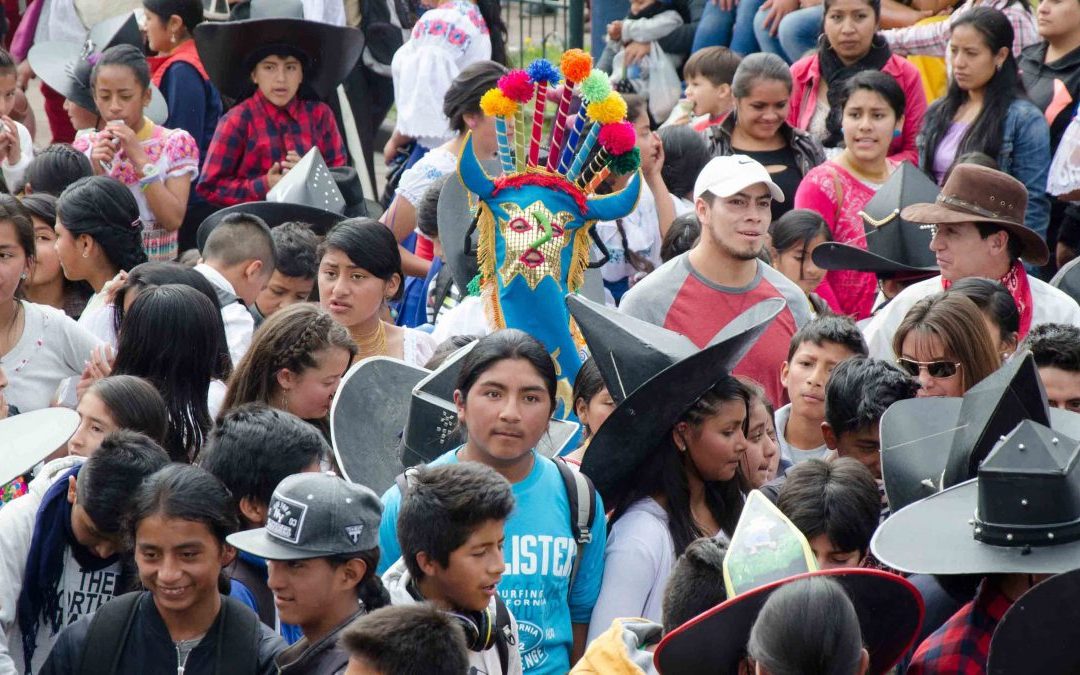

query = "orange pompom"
[560,49,593,84]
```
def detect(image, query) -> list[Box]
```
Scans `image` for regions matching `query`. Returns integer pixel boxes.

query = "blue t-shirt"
[378,448,607,675]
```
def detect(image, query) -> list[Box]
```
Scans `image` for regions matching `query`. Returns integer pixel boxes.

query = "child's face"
[64,98,99,131]
[740,400,779,489]
[92,64,151,129]
[0,71,18,117]
[781,341,858,421]
[828,421,882,479]
[256,271,315,317]
[575,386,616,438]
[277,345,353,420]
[319,248,400,331]
[455,358,554,465]
[684,75,730,118]
[421,518,507,613]
[66,476,122,559]
[771,235,828,296]
[67,390,120,457]
[808,533,863,570]
[267,557,363,630]
[135,515,229,616]
[251,55,304,108]
[678,399,748,483]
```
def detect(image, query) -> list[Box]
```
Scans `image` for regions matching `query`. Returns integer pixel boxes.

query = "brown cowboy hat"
[900,164,1049,265]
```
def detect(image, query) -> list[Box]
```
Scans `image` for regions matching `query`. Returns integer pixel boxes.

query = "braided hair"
[57,176,147,274]
[221,303,357,418]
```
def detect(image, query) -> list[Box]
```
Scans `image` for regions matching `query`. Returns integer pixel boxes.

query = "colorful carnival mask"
[457,52,642,417]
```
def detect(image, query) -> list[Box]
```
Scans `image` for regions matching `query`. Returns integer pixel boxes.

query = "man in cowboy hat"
[862,164,1080,360]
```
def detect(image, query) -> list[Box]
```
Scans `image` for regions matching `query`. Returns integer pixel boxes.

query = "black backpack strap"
[213,596,261,675]
[77,592,142,675]
[553,458,596,595]
[493,594,515,675]
[395,466,421,500]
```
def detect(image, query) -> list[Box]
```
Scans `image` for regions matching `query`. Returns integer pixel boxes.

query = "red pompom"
[598,121,636,155]
[498,71,534,103]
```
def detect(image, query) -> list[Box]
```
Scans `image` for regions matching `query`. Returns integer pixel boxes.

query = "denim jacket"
[919,99,1050,242]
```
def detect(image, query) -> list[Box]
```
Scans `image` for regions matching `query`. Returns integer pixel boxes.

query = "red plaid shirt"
[196,90,346,207]
[907,581,1013,675]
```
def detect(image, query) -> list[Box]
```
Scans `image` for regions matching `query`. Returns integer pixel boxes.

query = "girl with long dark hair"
[19,193,92,320]
[67,375,168,457]
[918,7,1051,240]
[768,209,834,315]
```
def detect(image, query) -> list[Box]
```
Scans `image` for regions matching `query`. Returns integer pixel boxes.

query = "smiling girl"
[73,45,199,262]
[795,71,905,319]
[318,219,436,366]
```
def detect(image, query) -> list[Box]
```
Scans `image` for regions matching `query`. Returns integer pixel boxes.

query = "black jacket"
[704,114,827,177]
[39,592,284,675]
[275,610,364,675]
[1020,41,1080,154]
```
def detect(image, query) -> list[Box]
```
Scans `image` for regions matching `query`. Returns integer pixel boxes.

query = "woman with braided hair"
[222,303,356,433]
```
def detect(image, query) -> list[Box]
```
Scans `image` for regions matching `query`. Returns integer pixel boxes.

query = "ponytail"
[331,548,392,612]
[475,0,507,66]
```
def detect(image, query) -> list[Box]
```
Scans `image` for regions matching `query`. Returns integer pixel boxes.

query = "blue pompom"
[527,59,562,86]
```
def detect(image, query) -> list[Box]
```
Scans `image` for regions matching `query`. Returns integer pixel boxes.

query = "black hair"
[731,52,792,98]
[919,7,1025,168]
[770,209,831,254]
[657,125,711,200]
[947,277,1019,347]
[823,0,881,18]
[320,218,404,302]
[114,261,233,381]
[86,375,170,445]
[57,176,148,274]
[77,430,171,536]
[836,69,906,121]
[416,175,452,240]
[113,285,219,462]
[24,144,93,196]
[609,377,751,555]
[475,0,507,66]
[0,194,34,295]
[455,329,557,415]
[572,357,606,439]
[199,403,328,515]
[661,537,729,633]
[127,463,239,548]
[18,193,57,225]
[1019,323,1080,373]
[974,221,1024,262]
[443,61,509,135]
[661,212,700,262]
[683,46,742,86]
[326,548,391,609]
[142,0,205,33]
[91,44,151,91]
[338,604,470,675]
[777,458,880,556]
[270,222,319,280]
[786,314,868,361]
[747,576,865,675]
[203,213,276,270]
[397,463,515,581]
[0,46,14,73]
[423,334,479,370]
[824,356,918,437]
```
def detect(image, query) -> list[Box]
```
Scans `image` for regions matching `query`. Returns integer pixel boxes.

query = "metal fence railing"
[504,0,586,67]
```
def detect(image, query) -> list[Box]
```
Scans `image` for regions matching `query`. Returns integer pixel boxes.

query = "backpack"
[395,456,597,596]
[76,592,260,675]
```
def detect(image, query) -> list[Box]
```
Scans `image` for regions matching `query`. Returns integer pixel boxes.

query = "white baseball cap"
[693,155,786,203]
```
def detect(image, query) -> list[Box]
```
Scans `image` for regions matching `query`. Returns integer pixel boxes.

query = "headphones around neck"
[445,606,497,652]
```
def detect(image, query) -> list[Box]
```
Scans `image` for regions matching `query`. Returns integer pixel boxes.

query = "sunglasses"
[897,358,962,379]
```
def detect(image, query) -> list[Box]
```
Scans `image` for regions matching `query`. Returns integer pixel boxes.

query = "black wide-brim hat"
[0,408,80,485]
[194,18,364,101]
[812,162,940,277]
[653,568,924,675]
[198,202,343,250]
[575,295,783,503]
[987,568,1080,673]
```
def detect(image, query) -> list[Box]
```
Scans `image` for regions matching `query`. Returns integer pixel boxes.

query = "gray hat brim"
[0,408,80,485]
[227,527,342,561]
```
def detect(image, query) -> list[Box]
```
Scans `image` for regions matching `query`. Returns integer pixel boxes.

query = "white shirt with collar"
[862,273,1080,360]
[195,263,254,367]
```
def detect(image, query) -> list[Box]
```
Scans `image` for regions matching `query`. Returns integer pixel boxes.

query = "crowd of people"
[0,0,1078,671]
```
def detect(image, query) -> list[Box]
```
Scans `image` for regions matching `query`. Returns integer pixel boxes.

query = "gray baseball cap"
[227,473,382,560]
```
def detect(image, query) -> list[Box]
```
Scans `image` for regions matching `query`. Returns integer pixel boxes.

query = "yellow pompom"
[586,94,628,124]
[480,89,518,117]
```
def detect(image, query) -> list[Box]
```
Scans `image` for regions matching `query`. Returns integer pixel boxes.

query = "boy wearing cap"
[384,463,523,675]
[228,472,389,675]
[863,164,1080,360]
[620,154,812,407]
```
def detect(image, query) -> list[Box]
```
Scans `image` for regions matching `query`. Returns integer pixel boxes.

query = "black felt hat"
[873,419,1080,575]
[571,294,783,503]
[28,11,168,123]
[0,409,80,485]
[194,15,364,101]
[880,352,1080,513]
[812,162,941,277]
[436,164,494,293]
[987,568,1080,673]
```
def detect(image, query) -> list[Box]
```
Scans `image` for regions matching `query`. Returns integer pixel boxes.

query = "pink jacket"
[788,53,927,166]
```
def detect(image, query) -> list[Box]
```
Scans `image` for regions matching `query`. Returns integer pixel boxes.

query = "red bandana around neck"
[147,40,210,88]
[942,259,1034,338]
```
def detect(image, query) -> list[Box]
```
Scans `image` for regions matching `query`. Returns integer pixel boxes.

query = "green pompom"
[467,273,483,297]
[609,147,641,175]
[579,70,611,104]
